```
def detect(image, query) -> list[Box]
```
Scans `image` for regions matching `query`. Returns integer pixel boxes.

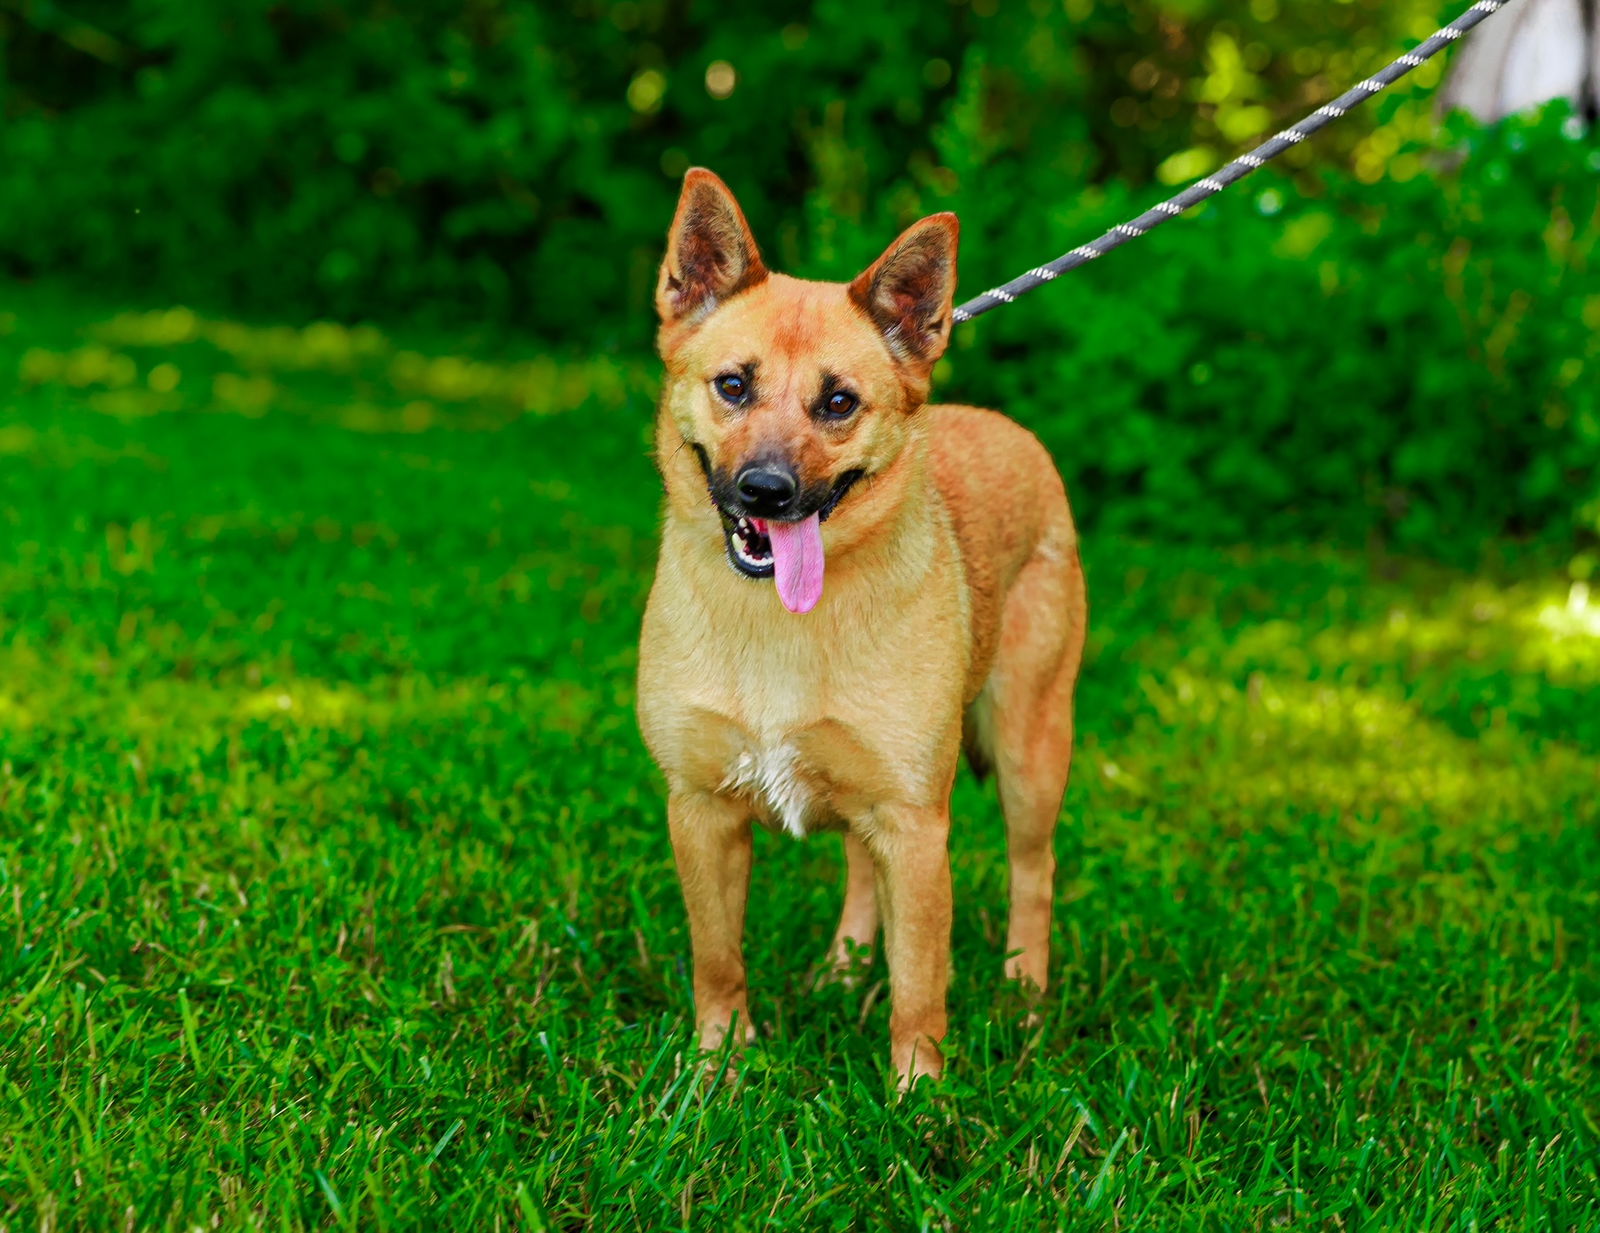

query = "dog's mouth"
[691,451,865,613]
[722,513,777,577]
[713,470,864,580]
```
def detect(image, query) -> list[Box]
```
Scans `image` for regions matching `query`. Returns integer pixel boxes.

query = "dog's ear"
[656,168,768,325]
[848,213,959,367]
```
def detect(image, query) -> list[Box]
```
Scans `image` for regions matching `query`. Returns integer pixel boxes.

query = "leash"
[952,0,1515,324]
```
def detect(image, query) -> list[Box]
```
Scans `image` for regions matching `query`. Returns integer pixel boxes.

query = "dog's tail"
[961,691,996,782]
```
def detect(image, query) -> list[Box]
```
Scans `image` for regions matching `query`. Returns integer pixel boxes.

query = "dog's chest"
[720,742,818,838]
[707,650,853,838]
[640,561,964,833]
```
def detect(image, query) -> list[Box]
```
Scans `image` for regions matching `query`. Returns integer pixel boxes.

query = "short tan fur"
[638,168,1087,1086]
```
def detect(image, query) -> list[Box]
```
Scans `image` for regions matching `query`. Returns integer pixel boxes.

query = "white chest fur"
[721,742,815,838]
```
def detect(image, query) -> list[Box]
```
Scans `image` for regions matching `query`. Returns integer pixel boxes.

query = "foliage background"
[3,0,1598,557]
[4,4,1600,1226]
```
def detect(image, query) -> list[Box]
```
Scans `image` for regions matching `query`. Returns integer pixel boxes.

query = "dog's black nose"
[735,464,798,514]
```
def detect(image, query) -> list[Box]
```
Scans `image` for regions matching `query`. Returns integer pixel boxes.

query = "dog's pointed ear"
[656,168,768,326]
[848,213,959,366]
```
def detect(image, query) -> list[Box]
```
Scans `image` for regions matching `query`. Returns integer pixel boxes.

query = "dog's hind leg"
[985,541,1087,994]
[824,832,880,984]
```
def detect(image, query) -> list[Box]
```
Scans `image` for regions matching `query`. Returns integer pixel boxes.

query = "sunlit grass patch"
[1167,569,1600,756]
[19,342,140,388]
[8,295,661,435]
[79,304,659,420]
[0,641,602,745]
[1226,575,1600,689]
[1541,579,1600,640]
[1108,667,1593,830]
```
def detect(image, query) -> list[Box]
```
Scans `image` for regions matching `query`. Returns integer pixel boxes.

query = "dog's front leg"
[863,806,953,1087]
[668,790,756,1052]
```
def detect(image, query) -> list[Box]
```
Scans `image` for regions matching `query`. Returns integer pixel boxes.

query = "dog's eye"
[820,390,858,419]
[714,373,746,403]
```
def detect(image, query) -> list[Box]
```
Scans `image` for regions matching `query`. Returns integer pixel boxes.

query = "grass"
[2,285,1598,1231]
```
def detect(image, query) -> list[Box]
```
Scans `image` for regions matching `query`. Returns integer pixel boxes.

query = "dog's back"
[923,404,1084,710]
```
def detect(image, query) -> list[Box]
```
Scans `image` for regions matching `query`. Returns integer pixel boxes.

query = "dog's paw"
[687,1018,758,1089]
[812,943,875,993]
[694,1048,745,1089]
[892,1039,945,1092]
[694,1014,756,1055]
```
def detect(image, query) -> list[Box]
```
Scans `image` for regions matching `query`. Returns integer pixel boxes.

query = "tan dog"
[637,169,1087,1086]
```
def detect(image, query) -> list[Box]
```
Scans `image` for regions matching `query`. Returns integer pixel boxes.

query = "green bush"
[940,111,1600,554]
[2,1,1596,555]
[0,0,1454,334]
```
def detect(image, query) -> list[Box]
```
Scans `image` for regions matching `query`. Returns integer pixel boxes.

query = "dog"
[637,169,1087,1086]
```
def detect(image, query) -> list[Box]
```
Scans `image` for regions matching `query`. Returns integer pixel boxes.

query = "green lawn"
[2,287,1597,1231]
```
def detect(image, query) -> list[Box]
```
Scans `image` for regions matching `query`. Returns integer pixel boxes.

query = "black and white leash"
[952,0,1515,324]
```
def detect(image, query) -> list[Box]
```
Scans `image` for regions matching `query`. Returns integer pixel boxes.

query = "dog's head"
[654,168,958,614]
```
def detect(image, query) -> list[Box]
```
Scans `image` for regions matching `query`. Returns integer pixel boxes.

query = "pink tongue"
[767,513,825,614]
